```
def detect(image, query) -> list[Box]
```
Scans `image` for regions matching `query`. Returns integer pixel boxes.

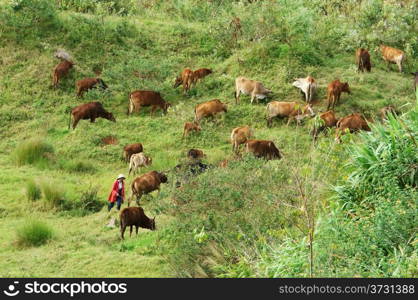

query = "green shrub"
[12,140,54,167]
[16,219,54,247]
[25,180,41,202]
[40,181,65,209]
[59,159,96,174]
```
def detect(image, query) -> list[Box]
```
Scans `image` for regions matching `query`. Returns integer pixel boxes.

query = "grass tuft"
[16,219,54,247]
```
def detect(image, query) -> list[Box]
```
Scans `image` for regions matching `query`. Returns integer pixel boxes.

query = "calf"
[411,72,418,92]
[128,90,171,116]
[380,105,398,120]
[76,77,107,97]
[292,76,317,103]
[129,171,168,206]
[122,143,143,163]
[173,68,194,94]
[68,102,115,130]
[355,48,372,72]
[52,60,74,88]
[182,122,201,139]
[266,101,314,127]
[187,149,206,160]
[195,99,227,123]
[235,77,272,104]
[326,79,351,110]
[379,45,405,73]
[193,68,212,86]
[231,126,254,153]
[311,110,339,139]
[120,207,155,239]
[129,153,152,175]
[335,113,371,143]
[245,140,282,160]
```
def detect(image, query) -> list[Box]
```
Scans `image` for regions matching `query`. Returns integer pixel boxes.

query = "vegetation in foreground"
[0,0,416,277]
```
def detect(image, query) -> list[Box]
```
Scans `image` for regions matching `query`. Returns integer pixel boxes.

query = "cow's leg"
[250,92,256,104]
[286,117,293,126]
[135,226,139,235]
[72,118,80,130]
[121,224,126,240]
[135,193,142,206]
[90,117,96,123]
[397,60,402,73]
[129,226,133,237]
[235,90,240,104]
[150,105,157,116]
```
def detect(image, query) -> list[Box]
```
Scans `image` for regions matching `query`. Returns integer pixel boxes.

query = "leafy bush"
[16,219,54,247]
[12,140,54,167]
[25,180,41,202]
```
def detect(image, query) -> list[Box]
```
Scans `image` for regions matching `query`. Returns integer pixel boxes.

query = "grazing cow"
[292,76,317,103]
[68,102,115,130]
[129,171,168,206]
[128,90,171,116]
[326,79,351,110]
[411,72,418,91]
[194,99,227,123]
[182,122,201,139]
[173,68,194,94]
[231,126,254,153]
[335,113,371,143]
[266,101,315,127]
[380,105,398,120]
[193,68,212,86]
[245,140,282,160]
[235,77,272,104]
[54,49,72,61]
[379,45,405,73]
[355,48,372,72]
[119,207,155,239]
[129,153,152,175]
[52,60,74,88]
[311,110,339,139]
[187,149,206,160]
[122,143,143,163]
[76,77,107,97]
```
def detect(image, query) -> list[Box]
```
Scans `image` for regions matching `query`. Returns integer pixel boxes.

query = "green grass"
[16,219,54,247]
[25,179,41,202]
[0,0,416,277]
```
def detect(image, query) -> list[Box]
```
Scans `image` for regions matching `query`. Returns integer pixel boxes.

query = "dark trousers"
[108,196,123,211]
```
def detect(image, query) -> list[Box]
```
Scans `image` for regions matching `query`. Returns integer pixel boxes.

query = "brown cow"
[52,60,74,88]
[380,105,397,120]
[194,99,227,123]
[235,77,272,104]
[76,77,107,97]
[182,122,201,139]
[128,90,171,116]
[266,101,314,127]
[356,48,371,72]
[231,126,254,153]
[326,79,351,110]
[187,149,206,160]
[245,140,282,160]
[68,102,115,130]
[379,45,405,73]
[335,113,371,143]
[192,68,212,86]
[311,110,339,139]
[122,143,143,162]
[129,171,168,206]
[411,72,418,91]
[119,207,155,239]
[173,68,194,94]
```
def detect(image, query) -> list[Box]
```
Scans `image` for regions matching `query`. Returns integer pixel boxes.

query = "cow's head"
[222,103,228,113]
[149,217,156,231]
[158,172,168,183]
[146,156,153,166]
[163,102,171,114]
[173,76,182,88]
[305,104,315,117]
[98,78,108,90]
[107,112,116,122]
[342,82,351,94]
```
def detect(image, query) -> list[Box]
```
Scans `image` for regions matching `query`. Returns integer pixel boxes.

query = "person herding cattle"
[108,174,126,211]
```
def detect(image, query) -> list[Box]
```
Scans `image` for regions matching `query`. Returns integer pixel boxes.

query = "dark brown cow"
[182,122,201,139]
[128,90,171,116]
[122,143,143,162]
[326,79,351,110]
[356,48,371,72]
[119,207,155,239]
[411,72,418,92]
[76,77,107,97]
[128,171,168,206]
[245,140,282,160]
[187,149,206,160]
[173,68,194,94]
[335,113,371,143]
[192,68,212,86]
[68,102,115,130]
[52,60,74,88]
[311,110,339,139]
[194,99,227,123]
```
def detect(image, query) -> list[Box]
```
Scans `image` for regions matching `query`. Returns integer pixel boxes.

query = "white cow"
[128,153,152,175]
[292,76,317,103]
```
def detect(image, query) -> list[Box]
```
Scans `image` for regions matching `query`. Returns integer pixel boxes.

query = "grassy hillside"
[0,0,416,277]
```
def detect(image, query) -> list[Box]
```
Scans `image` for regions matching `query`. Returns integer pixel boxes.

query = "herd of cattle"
[51,44,415,238]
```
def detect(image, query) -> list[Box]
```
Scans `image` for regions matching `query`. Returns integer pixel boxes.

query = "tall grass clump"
[12,139,54,167]
[59,159,96,174]
[16,219,54,247]
[25,180,41,202]
[40,181,65,209]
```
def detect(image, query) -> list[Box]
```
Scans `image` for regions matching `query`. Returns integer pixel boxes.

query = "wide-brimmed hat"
[117,174,126,180]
